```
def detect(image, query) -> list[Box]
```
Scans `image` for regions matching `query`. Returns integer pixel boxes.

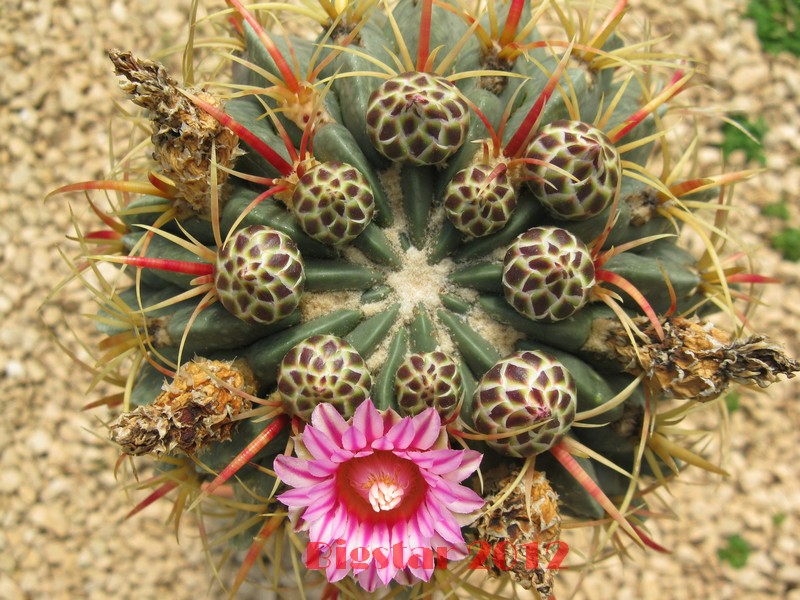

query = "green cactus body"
[52,0,800,598]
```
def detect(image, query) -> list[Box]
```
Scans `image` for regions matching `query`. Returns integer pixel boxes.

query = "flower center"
[368,480,403,512]
[336,450,427,522]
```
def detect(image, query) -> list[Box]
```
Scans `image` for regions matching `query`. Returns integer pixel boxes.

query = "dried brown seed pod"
[583,315,800,400]
[109,50,240,215]
[109,358,255,456]
[475,468,562,598]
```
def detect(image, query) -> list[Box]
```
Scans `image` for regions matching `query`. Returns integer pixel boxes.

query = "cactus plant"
[50,0,800,598]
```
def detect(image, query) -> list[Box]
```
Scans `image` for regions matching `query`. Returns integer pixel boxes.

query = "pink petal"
[351,524,370,566]
[355,560,381,592]
[311,403,349,445]
[389,519,411,565]
[273,455,330,488]
[352,399,384,443]
[342,520,369,576]
[433,536,464,565]
[330,447,355,463]
[443,449,483,483]
[384,417,415,449]
[310,503,348,545]
[301,425,338,461]
[411,501,435,540]
[303,493,341,522]
[371,437,394,451]
[277,479,335,508]
[402,448,465,474]
[371,523,398,586]
[381,408,402,431]
[305,458,338,477]
[405,548,436,583]
[424,531,467,570]
[429,479,486,513]
[344,511,362,548]
[392,519,424,574]
[342,425,367,451]
[325,560,350,583]
[393,567,414,586]
[425,497,465,545]
[323,536,351,583]
[441,538,468,561]
[407,408,441,450]
[275,488,316,508]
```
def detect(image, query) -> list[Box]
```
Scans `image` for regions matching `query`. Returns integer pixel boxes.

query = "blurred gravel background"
[1,0,798,598]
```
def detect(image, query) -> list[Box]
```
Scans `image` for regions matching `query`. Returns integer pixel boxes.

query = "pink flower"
[273,399,485,591]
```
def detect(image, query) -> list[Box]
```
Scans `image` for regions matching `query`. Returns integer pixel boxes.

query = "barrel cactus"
[51,0,800,598]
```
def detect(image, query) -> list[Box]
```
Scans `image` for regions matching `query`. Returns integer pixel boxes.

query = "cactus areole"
[52,0,799,598]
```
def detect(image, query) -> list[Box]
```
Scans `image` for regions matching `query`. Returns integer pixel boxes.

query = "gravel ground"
[1,1,798,599]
